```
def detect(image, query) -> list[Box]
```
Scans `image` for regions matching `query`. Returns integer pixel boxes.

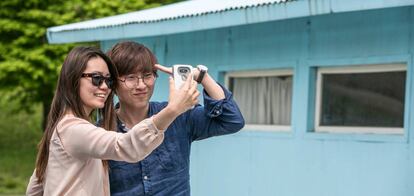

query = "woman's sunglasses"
[81,73,114,89]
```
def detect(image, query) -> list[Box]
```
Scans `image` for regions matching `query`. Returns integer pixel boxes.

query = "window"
[315,64,406,134]
[226,69,293,131]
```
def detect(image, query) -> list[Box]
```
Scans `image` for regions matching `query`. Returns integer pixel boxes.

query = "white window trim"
[314,63,406,134]
[243,124,291,132]
[225,69,293,132]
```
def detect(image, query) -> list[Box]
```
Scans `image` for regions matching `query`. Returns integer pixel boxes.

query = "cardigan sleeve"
[26,170,43,196]
[57,116,164,162]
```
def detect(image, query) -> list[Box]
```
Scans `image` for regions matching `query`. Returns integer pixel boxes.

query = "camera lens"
[179,68,188,73]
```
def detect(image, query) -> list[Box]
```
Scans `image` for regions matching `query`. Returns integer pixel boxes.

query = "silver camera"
[172,64,193,89]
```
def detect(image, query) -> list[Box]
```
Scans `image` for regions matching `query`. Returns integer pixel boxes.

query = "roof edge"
[47,0,414,44]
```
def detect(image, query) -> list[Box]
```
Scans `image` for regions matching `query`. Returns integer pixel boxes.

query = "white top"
[26,114,164,196]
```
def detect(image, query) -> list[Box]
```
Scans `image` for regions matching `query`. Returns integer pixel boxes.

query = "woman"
[26,46,199,195]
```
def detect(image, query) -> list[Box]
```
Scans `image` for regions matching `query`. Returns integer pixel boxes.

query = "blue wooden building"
[47,0,414,195]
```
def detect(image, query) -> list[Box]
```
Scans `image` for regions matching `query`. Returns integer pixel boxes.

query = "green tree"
[0,0,183,129]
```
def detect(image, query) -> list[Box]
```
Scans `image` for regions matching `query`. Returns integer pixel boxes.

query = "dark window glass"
[320,71,406,127]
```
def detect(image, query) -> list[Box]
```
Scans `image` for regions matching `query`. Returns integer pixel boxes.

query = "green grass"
[0,96,42,195]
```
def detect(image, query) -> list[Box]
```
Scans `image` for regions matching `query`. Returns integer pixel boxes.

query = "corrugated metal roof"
[47,0,414,43]
[48,0,292,33]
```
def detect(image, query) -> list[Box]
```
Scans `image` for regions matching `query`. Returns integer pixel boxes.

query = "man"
[107,41,244,195]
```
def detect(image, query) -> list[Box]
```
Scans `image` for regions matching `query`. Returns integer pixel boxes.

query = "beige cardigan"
[26,114,164,196]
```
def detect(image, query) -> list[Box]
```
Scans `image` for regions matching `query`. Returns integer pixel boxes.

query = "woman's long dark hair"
[35,46,119,183]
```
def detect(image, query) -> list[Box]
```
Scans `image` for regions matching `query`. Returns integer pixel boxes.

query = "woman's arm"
[58,74,199,162]
[26,170,44,196]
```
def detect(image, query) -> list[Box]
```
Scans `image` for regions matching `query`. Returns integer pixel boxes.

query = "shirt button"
[144,176,148,180]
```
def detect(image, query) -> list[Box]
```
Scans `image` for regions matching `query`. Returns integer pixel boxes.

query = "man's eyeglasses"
[119,73,156,89]
[81,73,114,89]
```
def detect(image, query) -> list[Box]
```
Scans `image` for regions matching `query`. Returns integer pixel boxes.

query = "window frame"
[314,63,407,134]
[225,69,294,132]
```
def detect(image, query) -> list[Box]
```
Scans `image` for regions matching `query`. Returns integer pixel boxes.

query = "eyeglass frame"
[118,72,157,89]
[81,73,114,89]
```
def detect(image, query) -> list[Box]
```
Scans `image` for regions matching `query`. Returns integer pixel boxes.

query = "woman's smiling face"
[79,56,112,115]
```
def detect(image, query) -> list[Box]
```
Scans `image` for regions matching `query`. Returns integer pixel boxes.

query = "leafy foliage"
[0,0,183,128]
[0,93,42,194]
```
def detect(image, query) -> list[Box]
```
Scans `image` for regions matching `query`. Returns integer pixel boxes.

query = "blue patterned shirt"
[108,85,244,195]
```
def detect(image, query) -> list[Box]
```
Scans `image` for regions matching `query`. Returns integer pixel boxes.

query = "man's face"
[117,72,156,109]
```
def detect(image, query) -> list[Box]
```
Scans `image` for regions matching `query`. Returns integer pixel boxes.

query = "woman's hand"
[166,73,199,115]
[151,64,199,131]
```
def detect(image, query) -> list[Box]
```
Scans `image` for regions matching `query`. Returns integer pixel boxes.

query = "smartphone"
[172,64,193,89]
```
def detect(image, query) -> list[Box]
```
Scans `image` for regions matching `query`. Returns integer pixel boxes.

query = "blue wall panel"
[102,6,414,196]
[309,7,411,59]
